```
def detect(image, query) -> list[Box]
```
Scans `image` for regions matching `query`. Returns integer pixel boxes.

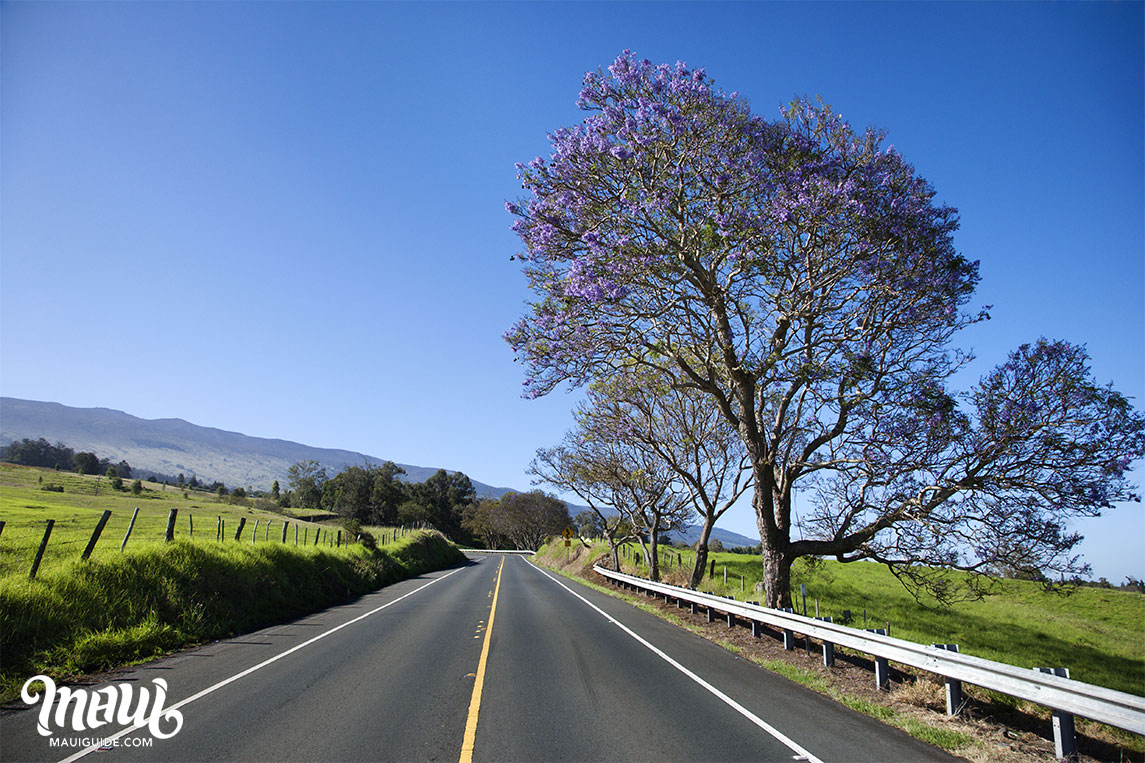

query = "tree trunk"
[649,532,660,582]
[689,515,716,588]
[760,542,793,608]
[755,479,793,608]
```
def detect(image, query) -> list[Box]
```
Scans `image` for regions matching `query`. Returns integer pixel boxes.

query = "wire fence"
[0,510,420,579]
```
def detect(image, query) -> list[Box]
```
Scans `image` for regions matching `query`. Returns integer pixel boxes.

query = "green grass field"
[0,463,404,578]
[0,462,466,701]
[603,541,1145,698]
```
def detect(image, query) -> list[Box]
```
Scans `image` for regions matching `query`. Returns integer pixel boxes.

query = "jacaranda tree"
[506,51,1145,606]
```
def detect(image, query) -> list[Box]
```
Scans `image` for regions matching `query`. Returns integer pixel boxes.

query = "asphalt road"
[2,554,958,762]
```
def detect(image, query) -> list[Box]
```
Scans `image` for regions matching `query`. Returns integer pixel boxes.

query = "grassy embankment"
[0,463,465,702]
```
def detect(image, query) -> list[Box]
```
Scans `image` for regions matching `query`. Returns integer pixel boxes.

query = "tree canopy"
[508,51,1145,606]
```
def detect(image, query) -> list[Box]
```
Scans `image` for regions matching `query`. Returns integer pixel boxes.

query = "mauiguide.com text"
[48,736,154,748]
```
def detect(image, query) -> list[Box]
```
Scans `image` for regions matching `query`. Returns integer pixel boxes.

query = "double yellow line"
[459,555,504,763]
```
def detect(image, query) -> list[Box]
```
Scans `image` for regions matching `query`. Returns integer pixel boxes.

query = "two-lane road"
[2,554,957,762]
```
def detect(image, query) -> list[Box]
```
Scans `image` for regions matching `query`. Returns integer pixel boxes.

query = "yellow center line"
[459,554,504,763]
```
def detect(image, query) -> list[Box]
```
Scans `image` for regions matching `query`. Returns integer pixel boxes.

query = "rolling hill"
[0,397,514,497]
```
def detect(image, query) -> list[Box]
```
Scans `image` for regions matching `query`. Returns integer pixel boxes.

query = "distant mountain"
[667,524,758,549]
[0,397,516,498]
[0,397,762,547]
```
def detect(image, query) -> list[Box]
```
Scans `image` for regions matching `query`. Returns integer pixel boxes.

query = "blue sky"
[2,1,1142,581]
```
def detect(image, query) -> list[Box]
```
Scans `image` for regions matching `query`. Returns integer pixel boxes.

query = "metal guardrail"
[594,565,1145,738]
[464,549,535,555]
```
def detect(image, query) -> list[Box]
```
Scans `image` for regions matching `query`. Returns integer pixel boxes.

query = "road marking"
[54,566,466,763]
[459,554,504,763]
[530,563,825,763]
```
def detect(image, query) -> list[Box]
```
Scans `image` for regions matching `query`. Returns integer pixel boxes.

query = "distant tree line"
[2,438,133,478]
[280,460,573,549]
[283,460,481,544]
[0,437,237,495]
[462,491,571,551]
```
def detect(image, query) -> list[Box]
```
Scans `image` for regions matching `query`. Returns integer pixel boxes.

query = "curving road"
[1,553,957,762]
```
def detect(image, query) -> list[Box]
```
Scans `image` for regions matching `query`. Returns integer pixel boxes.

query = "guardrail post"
[933,644,964,715]
[864,628,890,689]
[726,611,736,628]
[780,607,796,649]
[816,617,834,667]
[1036,668,1077,760]
[706,605,716,623]
[745,603,764,638]
[690,601,698,615]
[875,657,890,689]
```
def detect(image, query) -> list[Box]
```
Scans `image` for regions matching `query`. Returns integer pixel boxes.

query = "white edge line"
[56,566,465,763]
[528,561,825,763]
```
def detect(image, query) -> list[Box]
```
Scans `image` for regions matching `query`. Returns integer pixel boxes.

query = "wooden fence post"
[165,509,178,542]
[337,530,342,548]
[252,519,260,544]
[30,519,55,579]
[294,523,299,545]
[264,522,270,541]
[282,522,289,543]
[189,513,194,538]
[121,508,140,551]
[217,516,222,541]
[0,520,6,538]
[81,510,112,560]
[233,517,246,541]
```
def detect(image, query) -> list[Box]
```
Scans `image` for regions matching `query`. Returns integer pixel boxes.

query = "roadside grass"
[0,531,465,703]
[613,542,1145,697]
[0,464,466,703]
